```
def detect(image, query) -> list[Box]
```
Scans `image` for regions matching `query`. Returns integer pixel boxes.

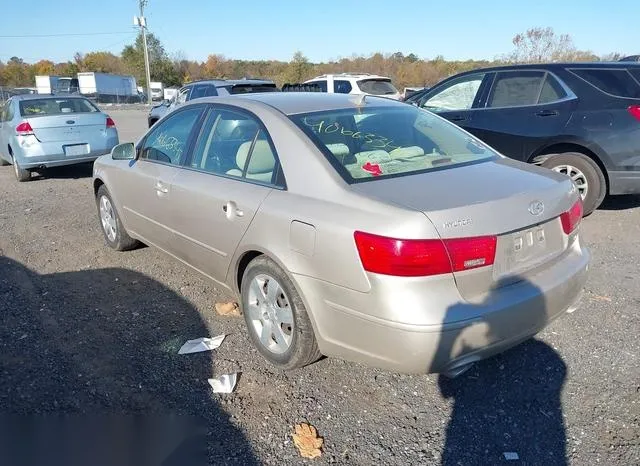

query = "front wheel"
[241,256,321,370]
[96,185,138,251]
[542,152,606,215]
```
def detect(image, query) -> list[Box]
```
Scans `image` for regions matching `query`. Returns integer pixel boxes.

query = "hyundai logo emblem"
[528,200,544,216]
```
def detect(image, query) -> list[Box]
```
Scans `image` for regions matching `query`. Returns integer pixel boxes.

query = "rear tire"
[241,255,321,370]
[96,185,138,251]
[12,157,31,182]
[542,152,606,215]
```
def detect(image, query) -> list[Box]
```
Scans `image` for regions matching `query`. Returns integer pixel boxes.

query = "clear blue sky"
[1,0,638,64]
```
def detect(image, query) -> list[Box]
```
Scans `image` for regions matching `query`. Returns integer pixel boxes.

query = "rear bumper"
[19,153,103,169]
[12,134,118,169]
[294,239,589,374]
[608,170,640,195]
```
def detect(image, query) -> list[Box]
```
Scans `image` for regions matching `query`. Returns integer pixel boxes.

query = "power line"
[0,31,135,39]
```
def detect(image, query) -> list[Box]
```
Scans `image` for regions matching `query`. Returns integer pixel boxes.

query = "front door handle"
[155,181,169,194]
[449,115,468,122]
[223,201,244,218]
[535,109,559,117]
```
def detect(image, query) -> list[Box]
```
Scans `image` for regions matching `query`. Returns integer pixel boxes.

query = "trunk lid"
[350,158,578,299]
[26,113,107,143]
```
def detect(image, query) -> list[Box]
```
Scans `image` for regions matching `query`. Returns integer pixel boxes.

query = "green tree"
[122,32,174,86]
[280,51,313,84]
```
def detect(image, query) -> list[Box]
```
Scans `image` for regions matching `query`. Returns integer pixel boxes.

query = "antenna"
[351,94,367,106]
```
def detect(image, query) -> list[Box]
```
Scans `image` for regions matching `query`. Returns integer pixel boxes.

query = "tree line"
[0,27,626,91]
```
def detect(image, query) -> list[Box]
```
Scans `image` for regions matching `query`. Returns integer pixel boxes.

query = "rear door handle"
[223,201,244,218]
[535,110,559,117]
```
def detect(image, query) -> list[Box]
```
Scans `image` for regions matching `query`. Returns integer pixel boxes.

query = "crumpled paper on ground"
[178,335,225,354]
[208,373,238,394]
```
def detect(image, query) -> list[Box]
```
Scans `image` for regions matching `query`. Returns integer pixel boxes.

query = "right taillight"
[628,105,640,121]
[560,198,583,234]
[353,231,496,277]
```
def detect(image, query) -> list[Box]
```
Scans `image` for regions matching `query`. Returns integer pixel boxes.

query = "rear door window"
[334,80,353,94]
[538,74,567,104]
[487,71,547,108]
[570,68,640,98]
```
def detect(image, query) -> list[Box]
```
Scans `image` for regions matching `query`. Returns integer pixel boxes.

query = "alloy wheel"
[551,164,588,200]
[246,274,294,354]
[99,195,117,242]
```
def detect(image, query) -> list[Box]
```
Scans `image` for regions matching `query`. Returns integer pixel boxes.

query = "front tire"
[12,156,31,182]
[542,152,606,215]
[241,256,321,370]
[96,185,138,251]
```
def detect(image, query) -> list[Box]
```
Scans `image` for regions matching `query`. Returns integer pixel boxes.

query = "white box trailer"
[77,72,139,103]
[164,87,178,101]
[35,75,61,94]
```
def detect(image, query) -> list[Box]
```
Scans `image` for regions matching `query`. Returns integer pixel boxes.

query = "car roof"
[308,73,391,81]
[449,61,640,77]
[11,94,90,101]
[199,92,403,115]
[184,78,275,87]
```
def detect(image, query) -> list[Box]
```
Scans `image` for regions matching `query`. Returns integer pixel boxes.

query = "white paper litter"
[503,452,519,461]
[208,373,238,394]
[178,335,225,354]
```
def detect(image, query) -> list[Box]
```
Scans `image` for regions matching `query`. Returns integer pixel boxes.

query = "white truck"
[54,72,140,103]
[35,75,62,94]
[149,81,164,101]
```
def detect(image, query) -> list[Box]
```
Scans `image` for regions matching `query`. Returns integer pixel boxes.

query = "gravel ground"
[0,108,638,465]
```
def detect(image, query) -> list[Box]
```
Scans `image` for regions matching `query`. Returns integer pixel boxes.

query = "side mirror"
[111,142,136,160]
[162,99,170,106]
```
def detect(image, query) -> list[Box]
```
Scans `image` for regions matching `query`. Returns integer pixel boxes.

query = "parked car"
[410,62,640,214]
[300,73,402,100]
[93,93,588,375]
[0,95,119,181]
[147,79,278,127]
[619,55,640,62]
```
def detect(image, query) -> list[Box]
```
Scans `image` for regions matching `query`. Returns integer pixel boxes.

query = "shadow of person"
[431,277,568,466]
[0,256,258,465]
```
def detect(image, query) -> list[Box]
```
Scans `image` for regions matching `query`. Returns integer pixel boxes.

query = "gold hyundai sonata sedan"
[93,93,589,376]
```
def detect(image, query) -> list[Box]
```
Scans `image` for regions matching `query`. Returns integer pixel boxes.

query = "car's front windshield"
[290,104,498,183]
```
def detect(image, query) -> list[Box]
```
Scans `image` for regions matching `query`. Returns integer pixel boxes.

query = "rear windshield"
[19,98,99,117]
[357,79,398,96]
[230,84,278,94]
[570,68,640,99]
[290,105,497,183]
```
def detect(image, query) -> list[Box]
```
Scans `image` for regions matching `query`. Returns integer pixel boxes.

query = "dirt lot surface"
[0,108,638,465]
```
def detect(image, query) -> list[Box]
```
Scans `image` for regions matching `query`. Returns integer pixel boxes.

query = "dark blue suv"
[411,63,640,214]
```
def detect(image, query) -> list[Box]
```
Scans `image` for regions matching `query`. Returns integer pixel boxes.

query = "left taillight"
[15,121,34,136]
[353,231,497,277]
[106,116,116,128]
[560,198,583,235]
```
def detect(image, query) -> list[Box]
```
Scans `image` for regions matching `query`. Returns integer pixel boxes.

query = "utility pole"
[136,0,152,105]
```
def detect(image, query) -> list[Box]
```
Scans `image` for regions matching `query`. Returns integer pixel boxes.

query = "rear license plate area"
[493,220,564,279]
[63,144,90,156]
